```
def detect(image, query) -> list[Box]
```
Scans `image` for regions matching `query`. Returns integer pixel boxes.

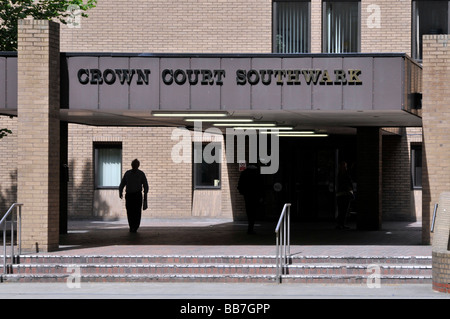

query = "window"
[94,143,122,188]
[193,142,221,189]
[273,0,311,53]
[411,144,422,189]
[412,1,449,61]
[323,0,360,53]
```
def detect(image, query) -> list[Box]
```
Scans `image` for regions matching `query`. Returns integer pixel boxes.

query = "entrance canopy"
[1,53,422,130]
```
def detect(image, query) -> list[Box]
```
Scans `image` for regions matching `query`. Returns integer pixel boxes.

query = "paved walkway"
[47,218,430,257]
[0,282,448,299]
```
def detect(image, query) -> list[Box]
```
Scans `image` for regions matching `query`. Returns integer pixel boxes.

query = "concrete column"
[17,19,60,252]
[356,127,382,230]
[422,34,450,246]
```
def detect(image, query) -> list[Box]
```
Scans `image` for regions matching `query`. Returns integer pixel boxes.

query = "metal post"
[275,203,292,284]
[18,205,22,256]
[3,220,6,274]
[276,235,280,282]
[431,203,438,233]
[11,209,14,267]
[287,205,291,258]
[283,213,286,268]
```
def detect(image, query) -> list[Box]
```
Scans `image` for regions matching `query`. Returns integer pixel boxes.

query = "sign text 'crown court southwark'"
[77,68,363,86]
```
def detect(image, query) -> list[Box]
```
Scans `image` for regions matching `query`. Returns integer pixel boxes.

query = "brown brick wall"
[60,0,272,53]
[68,124,239,220]
[380,127,423,222]
[382,129,412,221]
[361,0,411,55]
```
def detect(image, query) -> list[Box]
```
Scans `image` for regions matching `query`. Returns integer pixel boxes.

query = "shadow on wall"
[94,189,122,220]
[0,170,17,216]
[68,159,114,220]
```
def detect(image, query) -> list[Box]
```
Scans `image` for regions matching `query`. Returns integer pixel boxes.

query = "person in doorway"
[119,159,149,233]
[336,161,354,230]
[238,164,263,234]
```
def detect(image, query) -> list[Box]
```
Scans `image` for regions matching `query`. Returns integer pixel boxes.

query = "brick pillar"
[310,0,322,53]
[431,193,450,293]
[17,19,60,252]
[356,127,382,230]
[422,34,450,246]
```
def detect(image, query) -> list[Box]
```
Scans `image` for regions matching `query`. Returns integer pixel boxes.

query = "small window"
[323,0,360,53]
[94,143,122,189]
[411,144,422,189]
[193,142,221,189]
[273,0,311,53]
[412,1,449,61]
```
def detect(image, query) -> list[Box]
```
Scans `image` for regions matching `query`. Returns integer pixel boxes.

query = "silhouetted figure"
[238,164,263,234]
[336,161,354,229]
[119,159,149,233]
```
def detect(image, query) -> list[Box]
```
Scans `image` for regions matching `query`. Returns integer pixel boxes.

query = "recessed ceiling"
[59,108,422,135]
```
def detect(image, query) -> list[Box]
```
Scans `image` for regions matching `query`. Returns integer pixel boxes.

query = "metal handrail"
[1,203,23,274]
[431,203,438,233]
[275,203,291,283]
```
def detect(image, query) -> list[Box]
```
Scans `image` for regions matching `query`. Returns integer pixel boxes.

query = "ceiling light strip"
[260,130,315,134]
[152,112,229,117]
[277,134,328,137]
[184,118,254,122]
[213,123,277,127]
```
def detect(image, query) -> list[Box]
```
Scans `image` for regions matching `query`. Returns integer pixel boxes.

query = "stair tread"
[3,272,431,278]
[3,273,432,280]
[12,263,278,268]
[12,262,431,267]
[15,253,431,258]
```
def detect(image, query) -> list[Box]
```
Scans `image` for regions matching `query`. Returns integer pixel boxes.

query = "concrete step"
[16,255,277,265]
[2,273,278,283]
[15,254,432,265]
[10,262,431,276]
[284,263,431,276]
[11,263,278,275]
[0,254,432,284]
[279,274,432,284]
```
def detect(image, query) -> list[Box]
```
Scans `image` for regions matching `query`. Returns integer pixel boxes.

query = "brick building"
[1,0,449,259]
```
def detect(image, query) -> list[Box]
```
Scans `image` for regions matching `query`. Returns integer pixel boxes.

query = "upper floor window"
[273,0,311,53]
[412,1,450,61]
[323,0,360,53]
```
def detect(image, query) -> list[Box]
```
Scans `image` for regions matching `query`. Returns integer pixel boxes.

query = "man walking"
[238,164,263,234]
[119,159,149,233]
